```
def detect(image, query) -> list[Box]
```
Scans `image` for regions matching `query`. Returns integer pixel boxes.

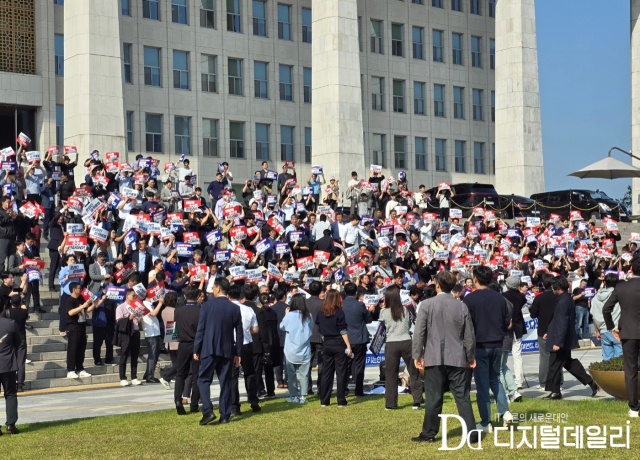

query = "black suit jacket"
[342,296,372,345]
[546,292,579,351]
[0,317,21,372]
[529,290,558,337]
[194,296,242,359]
[24,244,40,259]
[306,296,324,344]
[503,290,527,339]
[127,250,153,287]
[604,278,640,340]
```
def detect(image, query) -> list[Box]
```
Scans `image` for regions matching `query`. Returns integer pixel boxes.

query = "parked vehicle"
[499,194,542,219]
[529,189,630,222]
[424,183,505,218]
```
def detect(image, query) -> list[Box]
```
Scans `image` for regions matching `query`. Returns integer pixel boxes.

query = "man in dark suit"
[174,286,202,415]
[411,270,476,443]
[270,286,289,389]
[0,311,21,434]
[194,278,243,425]
[9,236,44,314]
[529,273,558,389]
[305,281,324,395]
[544,276,598,400]
[342,282,372,396]
[126,237,153,287]
[604,258,640,416]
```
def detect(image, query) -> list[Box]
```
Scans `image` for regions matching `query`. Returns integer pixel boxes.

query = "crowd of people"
[0,139,638,438]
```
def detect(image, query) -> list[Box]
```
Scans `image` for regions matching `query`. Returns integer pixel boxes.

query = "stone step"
[26,334,94,345]
[25,355,170,371]
[25,363,145,380]
[25,372,151,391]
[27,345,152,362]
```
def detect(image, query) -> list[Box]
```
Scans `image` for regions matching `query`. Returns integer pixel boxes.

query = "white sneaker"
[25,359,32,364]
[78,370,91,378]
[66,371,79,379]
[131,379,142,386]
[536,384,542,390]
[286,396,299,403]
[502,411,514,426]
[159,377,171,390]
[629,409,639,418]
[298,397,308,404]
[510,391,523,403]
[120,380,130,387]
[476,422,493,433]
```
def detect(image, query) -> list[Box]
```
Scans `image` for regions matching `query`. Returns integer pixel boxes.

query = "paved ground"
[3,348,609,425]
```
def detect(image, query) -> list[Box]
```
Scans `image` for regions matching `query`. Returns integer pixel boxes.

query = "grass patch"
[3,393,636,459]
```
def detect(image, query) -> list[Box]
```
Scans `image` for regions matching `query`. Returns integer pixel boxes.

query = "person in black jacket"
[270,287,289,389]
[502,276,527,389]
[306,281,324,395]
[0,310,21,434]
[0,196,17,272]
[341,282,372,397]
[529,273,558,389]
[5,295,27,393]
[254,292,281,398]
[174,285,202,415]
[316,289,352,407]
[58,172,75,203]
[544,276,598,400]
[47,210,65,291]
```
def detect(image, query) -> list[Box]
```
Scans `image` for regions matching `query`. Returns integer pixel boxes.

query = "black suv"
[529,189,630,222]
[424,183,506,218]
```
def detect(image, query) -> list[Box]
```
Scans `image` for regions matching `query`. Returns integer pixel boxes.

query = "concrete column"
[311,0,365,197]
[632,0,640,216]
[494,0,545,196]
[64,0,125,161]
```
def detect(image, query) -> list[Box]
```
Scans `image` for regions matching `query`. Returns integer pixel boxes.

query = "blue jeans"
[601,331,623,360]
[500,351,517,398]
[575,306,590,339]
[474,347,510,426]
[144,335,161,380]
[285,360,310,398]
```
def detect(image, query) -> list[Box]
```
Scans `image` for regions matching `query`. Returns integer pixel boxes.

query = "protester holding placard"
[115,289,143,386]
[66,282,103,379]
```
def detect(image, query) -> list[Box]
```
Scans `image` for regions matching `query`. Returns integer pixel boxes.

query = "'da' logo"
[440,415,483,450]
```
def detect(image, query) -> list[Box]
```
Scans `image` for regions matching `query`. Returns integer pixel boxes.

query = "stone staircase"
[20,248,167,391]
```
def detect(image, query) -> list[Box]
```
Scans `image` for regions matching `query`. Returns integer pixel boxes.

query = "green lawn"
[3,393,636,459]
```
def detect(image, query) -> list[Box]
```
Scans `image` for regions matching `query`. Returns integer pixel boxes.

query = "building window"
[228,58,243,95]
[412,27,423,59]
[370,20,383,54]
[281,126,294,161]
[252,0,267,36]
[145,114,162,153]
[435,139,446,171]
[391,24,404,57]
[414,82,425,115]
[434,84,445,117]
[279,64,293,101]
[392,80,405,113]
[470,0,480,15]
[173,51,189,90]
[256,123,270,160]
[451,0,462,12]
[229,121,245,158]
[453,86,464,119]
[278,4,291,40]
[143,0,160,20]
[372,77,384,111]
[412,0,423,4]
[492,143,495,174]
[175,116,191,155]
[144,47,161,87]
[203,118,219,157]
[489,0,496,18]
[56,105,64,147]
[432,0,443,7]
[123,44,132,84]
[455,140,465,172]
[490,39,495,70]
[172,0,188,24]
[304,127,311,163]
[452,32,463,65]
[472,89,483,121]
[415,137,427,170]
[122,0,130,15]
[432,30,443,62]
[302,8,312,43]
[126,111,134,151]
[491,90,495,122]
[303,67,311,103]
[54,34,64,76]
[373,134,386,167]
[201,54,217,92]
[394,136,406,169]
[54,0,64,5]
[474,142,485,173]
[201,0,216,28]
[254,61,268,98]
[471,36,482,67]
[227,0,241,33]
[357,17,363,51]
